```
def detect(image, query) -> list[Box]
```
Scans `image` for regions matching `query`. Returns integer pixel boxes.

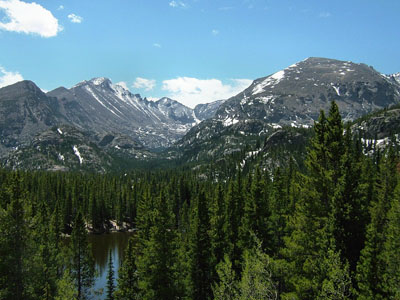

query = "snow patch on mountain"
[223,116,239,127]
[252,70,285,95]
[332,85,340,96]
[73,145,83,164]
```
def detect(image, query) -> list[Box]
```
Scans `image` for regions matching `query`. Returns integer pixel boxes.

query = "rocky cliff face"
[0,81,67,155]
[215,57,400,128]
[174,57,400,163]
[47,78,198,149]
[0,78,223,170]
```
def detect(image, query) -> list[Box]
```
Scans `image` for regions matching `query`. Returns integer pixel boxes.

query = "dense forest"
[1,102,400,300]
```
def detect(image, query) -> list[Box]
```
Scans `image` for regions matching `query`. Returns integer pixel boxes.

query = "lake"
[89,232,134,299]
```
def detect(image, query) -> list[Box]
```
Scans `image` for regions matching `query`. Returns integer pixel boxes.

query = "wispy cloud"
[319,12,331,18]
[115,81,129,90]
[0,0,62,38]
[169,1,187,8]
[68,13,83,24]
[162,77,252,108]
[0,66,23,88]
[133,77,156,91]
[153,43,162,48]
[211,29,219,36]
[57,5,64,10]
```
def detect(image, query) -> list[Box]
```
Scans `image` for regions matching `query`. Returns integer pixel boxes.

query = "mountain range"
[1,57,399,172]
[174,57,400,163]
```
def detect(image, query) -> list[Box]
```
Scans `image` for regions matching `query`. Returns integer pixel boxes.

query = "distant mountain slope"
[174,57,400,163]
[47,78,198,148]
[0,81,67,155]
[194,99,225,120]
[0,78,224,171]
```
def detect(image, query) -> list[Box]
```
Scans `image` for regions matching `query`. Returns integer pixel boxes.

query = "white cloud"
[162,77,252,108]
[57,5,64,10]
[115,81,129,90]
[132,77,156,91]
[153,43,161,48]
[68,13,83,23]
[319,12,331,18]
[0,66,23,88]
[0,0,62,38]
[169,1,186,8]
[212,29,219,36]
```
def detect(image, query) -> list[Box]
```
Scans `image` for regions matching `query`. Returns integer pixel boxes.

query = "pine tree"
[380,182,400,298]
[210,183,228,267]
[115,237,139,300]
[70,210,95,300]
[224,169,244,273]
[212,255,238,300]
[106,250,115,300]
[282,103,347,299]
[137,189,178,300]
[356,146,398,299]
[0,174,29,300]
[239,245,277,300]
[190,191,213,300]
[333,126,368,272]
[30,199,60,300]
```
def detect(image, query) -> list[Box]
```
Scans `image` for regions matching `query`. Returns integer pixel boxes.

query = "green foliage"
[213,245,278,300]
[106,250,115,300]
[212,255,238,300]
[70,211,95,300]
[380,183,400,298]
[136,190,179,300]
[55,270,77,300]
[115,237,139,300]
[189,191,213,300]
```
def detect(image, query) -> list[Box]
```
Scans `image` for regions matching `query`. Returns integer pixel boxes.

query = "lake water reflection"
[89,232,134,299]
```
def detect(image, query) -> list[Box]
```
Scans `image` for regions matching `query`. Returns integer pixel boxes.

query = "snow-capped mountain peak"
[47,78,223,148]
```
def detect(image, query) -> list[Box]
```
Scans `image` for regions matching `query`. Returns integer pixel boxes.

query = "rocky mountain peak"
[0,80,45,99]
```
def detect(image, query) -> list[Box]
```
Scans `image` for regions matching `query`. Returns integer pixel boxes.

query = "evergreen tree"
[380,182,400,298]
[356,146,398,299]
[212,255,238,300]
[30,199,60,300]
[55,270,77,300]
[239,245,277,300]
[210,183,228,267]
[70,210,95,300]
[115,237,139,300]
[106,250,115,300]
[282,103,347,299]
[0,174,29,300]
[333,126,368,272]
[137,189,178,300]
[190,191,213,300]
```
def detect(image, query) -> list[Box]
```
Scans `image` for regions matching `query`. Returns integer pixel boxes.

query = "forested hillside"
[1,102,399,299]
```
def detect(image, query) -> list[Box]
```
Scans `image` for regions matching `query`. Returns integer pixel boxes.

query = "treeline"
[1,101,400,299]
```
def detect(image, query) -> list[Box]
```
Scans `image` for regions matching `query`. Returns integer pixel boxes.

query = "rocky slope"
[0,78,224,171]
[47,78,197,148]
[174,57,400,163]
[0,81,67,156]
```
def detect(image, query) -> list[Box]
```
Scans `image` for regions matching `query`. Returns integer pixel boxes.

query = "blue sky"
[0,0,399,107]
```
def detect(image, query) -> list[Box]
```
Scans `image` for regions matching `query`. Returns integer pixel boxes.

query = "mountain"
[0,78,224,171]
[194,100,225,120]
[174,57,400,163]
[47,78,198,148]
[2,124,161,172]
[0,81,67,156]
